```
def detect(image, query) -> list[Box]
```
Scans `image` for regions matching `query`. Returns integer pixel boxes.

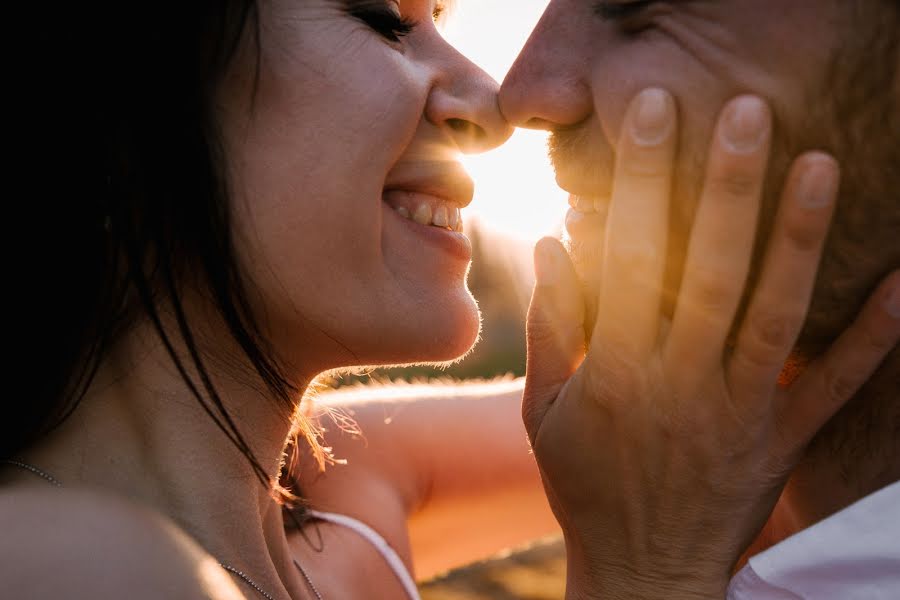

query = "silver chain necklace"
[2,459,323,600]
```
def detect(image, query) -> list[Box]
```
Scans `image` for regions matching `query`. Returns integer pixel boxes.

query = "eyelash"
[593,0,656,20]
[350,4,417,42]
[350,2,446,43]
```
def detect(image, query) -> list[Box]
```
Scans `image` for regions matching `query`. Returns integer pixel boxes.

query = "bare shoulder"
[0,486,245,599]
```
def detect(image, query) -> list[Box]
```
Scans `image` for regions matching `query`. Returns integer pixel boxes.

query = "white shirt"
[727,480,900,599]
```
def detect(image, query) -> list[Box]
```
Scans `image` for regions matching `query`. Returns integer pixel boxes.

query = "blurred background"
[324,1,573,597]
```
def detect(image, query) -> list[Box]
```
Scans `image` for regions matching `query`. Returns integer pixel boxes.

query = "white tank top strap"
[307,510,422,600]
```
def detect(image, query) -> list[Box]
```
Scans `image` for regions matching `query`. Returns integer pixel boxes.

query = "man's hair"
[794,0,900,480]
[793,0,900,357]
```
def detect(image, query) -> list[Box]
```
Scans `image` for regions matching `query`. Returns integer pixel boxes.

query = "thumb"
[524,237,586,442]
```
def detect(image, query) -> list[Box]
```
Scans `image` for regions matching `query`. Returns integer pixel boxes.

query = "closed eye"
[593,0,657,20]
[348,1,416,43]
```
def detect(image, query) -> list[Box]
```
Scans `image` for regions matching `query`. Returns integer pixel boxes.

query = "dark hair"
[9,3,307,495]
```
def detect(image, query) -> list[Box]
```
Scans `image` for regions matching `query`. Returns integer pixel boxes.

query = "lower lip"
[565,194,610,241]
[383,202,472,262]
[567,193,610,216]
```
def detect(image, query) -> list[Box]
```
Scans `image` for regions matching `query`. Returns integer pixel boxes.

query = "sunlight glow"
[442,0,566,242]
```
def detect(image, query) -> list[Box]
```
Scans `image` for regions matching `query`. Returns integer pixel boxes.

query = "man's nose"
[499,2,593,130]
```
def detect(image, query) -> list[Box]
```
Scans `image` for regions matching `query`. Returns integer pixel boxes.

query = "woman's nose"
[499,2,593,130]
[425,43,514,154]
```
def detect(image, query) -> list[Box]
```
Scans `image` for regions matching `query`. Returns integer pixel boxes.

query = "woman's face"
[218,0,511,373]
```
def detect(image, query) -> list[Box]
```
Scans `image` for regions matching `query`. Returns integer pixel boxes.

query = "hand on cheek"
[524,90,900,599]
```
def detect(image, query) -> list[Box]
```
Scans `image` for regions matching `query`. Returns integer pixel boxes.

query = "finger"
[663,96,772,392]
[564,208,607,339]
[774,270,900,452]
[728,153,839,401]
[524,237,586,442]
[590,88,677,361]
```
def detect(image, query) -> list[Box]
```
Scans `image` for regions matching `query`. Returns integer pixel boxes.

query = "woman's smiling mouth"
[383,160,475,233]
[383,190,463,231]
[381,161,475,262]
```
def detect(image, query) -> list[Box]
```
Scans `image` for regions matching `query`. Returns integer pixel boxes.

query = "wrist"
[566,579,723,600]
[563,536,727,600]
[566,571,724,600]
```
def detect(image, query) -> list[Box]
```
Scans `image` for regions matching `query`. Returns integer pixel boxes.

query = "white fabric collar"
[728,480,900,599]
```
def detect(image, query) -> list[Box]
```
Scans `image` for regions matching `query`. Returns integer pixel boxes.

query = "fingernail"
[535,239,561,285]
[887,284,900,319]
[631,88,673,146]
[797,156,839,209]
[721,96,770,153]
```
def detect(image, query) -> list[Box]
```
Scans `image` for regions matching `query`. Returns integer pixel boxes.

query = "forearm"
[298,379,559,576]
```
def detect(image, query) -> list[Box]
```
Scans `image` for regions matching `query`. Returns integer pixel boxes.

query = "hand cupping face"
[505,2,900,596]
[522,86,900,598]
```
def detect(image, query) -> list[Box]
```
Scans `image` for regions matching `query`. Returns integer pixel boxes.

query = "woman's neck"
[18,317,315,596]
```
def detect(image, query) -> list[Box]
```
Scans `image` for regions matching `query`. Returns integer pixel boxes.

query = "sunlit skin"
[3,2,898,599]
[501,3,898,379]
[501,0,852,318]
[3,1,524,598]
[500,0,900,580]
[220,0,512,375]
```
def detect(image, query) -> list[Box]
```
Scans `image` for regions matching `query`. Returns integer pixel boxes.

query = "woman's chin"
[421,302,482,363]
[358,293,482,367]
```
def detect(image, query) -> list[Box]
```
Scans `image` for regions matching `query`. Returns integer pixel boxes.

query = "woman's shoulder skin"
[0,486,246,599]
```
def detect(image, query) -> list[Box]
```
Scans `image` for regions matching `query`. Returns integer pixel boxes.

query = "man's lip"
[384,162,475,209]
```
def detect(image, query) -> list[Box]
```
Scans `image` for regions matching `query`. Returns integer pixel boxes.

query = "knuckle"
[732,343,776,375]
[620,158,670,181]
[822,364,858,406]
[861,322,896,355]
[688,265,736,312]
[608,239,663,272]
[783,217,826,252]
[696,283,733,313]
[525,314,558,345]
[710,170,759,199]
[526,314,582,353]
[587,350,640,391]
[731,320,794,391]
[747,309,801,353]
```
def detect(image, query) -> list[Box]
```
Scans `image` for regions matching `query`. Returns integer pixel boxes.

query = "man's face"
[500,0,900,355]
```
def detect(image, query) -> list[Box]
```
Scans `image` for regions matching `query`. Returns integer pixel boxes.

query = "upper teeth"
[397,201,463,232]
[569,194,609,215]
